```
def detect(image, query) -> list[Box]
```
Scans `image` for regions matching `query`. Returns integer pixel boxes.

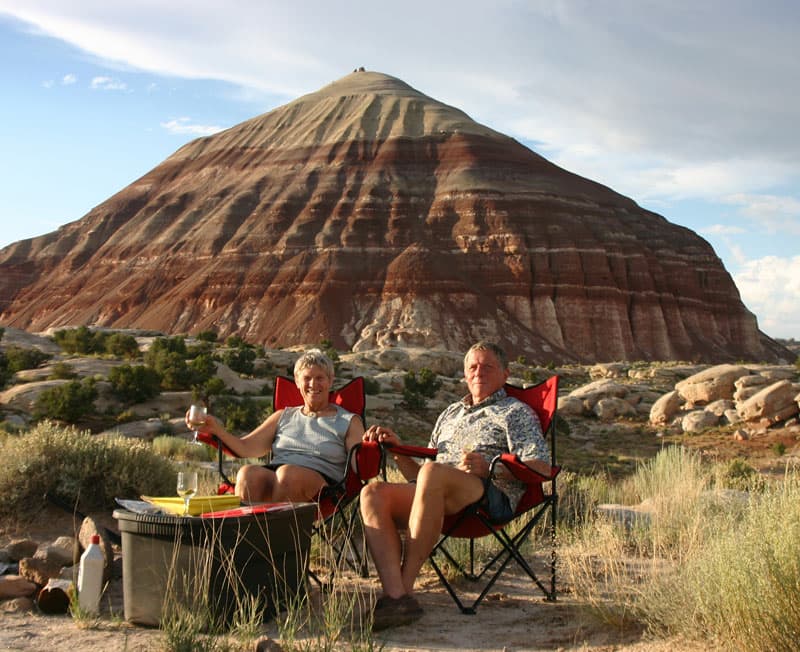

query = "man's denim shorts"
[483,481,514,523]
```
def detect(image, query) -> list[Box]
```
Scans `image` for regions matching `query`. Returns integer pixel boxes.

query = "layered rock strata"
[0,71,789,363]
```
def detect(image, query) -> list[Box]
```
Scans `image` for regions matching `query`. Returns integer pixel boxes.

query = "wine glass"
[188,404,207,445]
[176,471,198,516]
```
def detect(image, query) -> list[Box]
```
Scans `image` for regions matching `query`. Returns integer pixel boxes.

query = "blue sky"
[0,1,798,339]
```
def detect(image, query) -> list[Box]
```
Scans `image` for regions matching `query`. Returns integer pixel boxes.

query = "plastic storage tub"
[113,503,315,627]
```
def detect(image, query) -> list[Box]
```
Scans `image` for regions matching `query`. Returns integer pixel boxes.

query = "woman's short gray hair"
[294,348,334,379]
[464,341,509,369]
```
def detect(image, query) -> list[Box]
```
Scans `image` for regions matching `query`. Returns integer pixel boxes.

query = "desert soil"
[0,507,710,652]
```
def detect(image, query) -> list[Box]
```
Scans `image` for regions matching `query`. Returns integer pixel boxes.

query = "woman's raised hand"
[363,424,400,446]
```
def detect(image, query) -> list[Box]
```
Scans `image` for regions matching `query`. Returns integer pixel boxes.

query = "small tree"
[220,347,256,375]
[52,326,105,354]
[34,379,98,423]
[3,346,51,373]
[402,367,442,410]
[109,365,162,404]
[104,332,141,359]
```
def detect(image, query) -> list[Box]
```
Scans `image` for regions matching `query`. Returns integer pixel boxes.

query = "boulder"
[0,575,37,599]
[5,539,39,561]
[33,536,77,568]
[704,399,735,417]
[212,361,266,395]
[596,502,653,529]
[593,397,637,420]
[18,557,64,586]
[557,395,585,417]
[1,596,35,613]
[0,380,71,413]
[128,390,193,419]
[675,364,749,407]
[589,363,629,379]
[649,390,682,426]
[681,409,721,433]
[737,380,800,423]
[567,379,629,410]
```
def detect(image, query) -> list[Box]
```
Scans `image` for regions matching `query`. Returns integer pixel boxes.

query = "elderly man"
[360,341,551,630]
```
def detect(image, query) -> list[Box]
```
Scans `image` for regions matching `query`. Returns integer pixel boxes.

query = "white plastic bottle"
[77,534,104,614]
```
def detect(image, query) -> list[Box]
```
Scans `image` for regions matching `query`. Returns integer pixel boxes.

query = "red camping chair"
[387,376,561,614]
[197,375,384,585]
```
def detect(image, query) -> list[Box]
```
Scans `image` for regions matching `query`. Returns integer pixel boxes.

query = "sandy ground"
[0,509,710,652]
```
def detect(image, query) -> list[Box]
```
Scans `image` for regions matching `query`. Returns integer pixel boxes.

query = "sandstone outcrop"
[649,365,800,433]
[0,72,791,364]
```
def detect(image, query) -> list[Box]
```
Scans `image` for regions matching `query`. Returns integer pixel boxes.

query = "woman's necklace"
[303,405,326,418]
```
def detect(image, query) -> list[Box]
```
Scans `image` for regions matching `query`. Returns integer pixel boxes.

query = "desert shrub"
[212,396,271,432]
[189,352,217,380]
[225,335,249,349]
[402,367,442,409]
[3,345,51,372]
[34,379,98,423]
[0,421,176,516]
[52,326,105,354]
[104,332,141,359]
[363,376,381,395]
[109,364,162,404]
[49,361,77,379]
[0,350,9,388]
[152,435,215,462]
[219,347,256,375]
[195,330,218,343]
[317,338,340,363]
[638,472,800,651]
[715,458,765,492]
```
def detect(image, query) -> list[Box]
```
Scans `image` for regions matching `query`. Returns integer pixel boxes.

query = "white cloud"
[90,75,127,91]
[701,224,746,236]
[61,73,76,85]
[160,117,224,137]
[734,255,800,339]
[722,193,800,236]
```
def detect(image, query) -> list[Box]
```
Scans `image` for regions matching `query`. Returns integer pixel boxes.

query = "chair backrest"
[273,375,366,423]
[504,375,559,468]
[504,376,558,434]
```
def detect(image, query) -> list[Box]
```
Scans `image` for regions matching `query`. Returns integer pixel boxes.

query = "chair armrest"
[196,431,240,458]
[351,440,384,481]
[492,453,560,483]
[384,443,438,459]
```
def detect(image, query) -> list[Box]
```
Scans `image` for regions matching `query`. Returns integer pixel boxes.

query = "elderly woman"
[188,348,364,503]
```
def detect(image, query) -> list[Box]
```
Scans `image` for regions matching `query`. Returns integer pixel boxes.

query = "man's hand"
[459,451,489,478]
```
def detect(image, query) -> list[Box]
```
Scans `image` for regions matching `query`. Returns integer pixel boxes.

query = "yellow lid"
[141,495,240,516]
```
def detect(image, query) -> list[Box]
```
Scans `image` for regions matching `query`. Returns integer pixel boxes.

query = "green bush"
[220,347,256,375]
[0,421,176,517]
[104,332,141,359]
[225,335,249,349]
[195,330,219,343]
[52,326,105,355]
[34,379,98,423]
[212,396,271,433]
[0,350,9,388]
[49,361,77,380]
[149,350,193,390]
[109,364,162,404]
[4,345,51,373]
[363,376,381,395]
[401,367,442,410]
